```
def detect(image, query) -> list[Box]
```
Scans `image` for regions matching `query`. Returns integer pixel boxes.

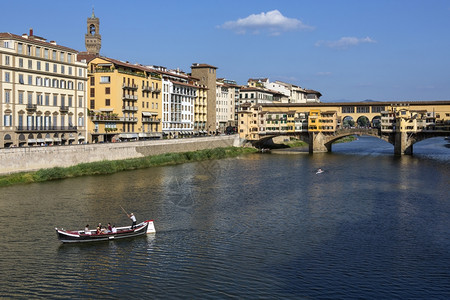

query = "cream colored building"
[0,30,88,148]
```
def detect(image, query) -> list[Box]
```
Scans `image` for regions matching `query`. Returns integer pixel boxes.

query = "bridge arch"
[342,116,355,128]
[356,116,370,127]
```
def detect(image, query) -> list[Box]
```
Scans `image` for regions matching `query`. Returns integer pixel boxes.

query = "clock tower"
[85,8,101,55]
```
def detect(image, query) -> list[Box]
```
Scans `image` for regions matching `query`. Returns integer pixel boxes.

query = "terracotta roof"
[305,89,322,97]
[0,32,79,53]
[191,63,217,69]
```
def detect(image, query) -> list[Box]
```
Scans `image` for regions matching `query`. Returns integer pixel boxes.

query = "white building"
[0,30,88,148]
[247,78,321,103]
[151,66,196,138]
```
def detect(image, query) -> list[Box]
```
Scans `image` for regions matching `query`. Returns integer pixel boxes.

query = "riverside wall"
[0,135,242,175]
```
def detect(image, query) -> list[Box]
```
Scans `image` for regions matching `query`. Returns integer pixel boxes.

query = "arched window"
[78,82,84,91]
[60,80,66,89]
[68,81,74,89]
[52,79,59,88]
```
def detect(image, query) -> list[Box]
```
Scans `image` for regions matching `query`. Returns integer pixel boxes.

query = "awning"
[119,133,139,139]
[99,108,114,112]
[53,138,62,142]
[68,136,75,140]
[142,112,158,117]
[37,139,45,143]
[78,136,86,140]
[28,139,36,143]
[45,138,53,142]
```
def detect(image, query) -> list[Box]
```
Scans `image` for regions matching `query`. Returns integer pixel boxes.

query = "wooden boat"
[55,220,155,243]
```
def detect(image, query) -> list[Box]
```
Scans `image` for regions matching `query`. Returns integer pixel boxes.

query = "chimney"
[50,41,57,45]
[29,28,33,37]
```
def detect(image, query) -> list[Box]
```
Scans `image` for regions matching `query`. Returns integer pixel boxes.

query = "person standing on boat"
[128,213,137,229]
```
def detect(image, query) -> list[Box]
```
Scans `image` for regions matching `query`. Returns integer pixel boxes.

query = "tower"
[85,8,101,55]
[191,64,218,133]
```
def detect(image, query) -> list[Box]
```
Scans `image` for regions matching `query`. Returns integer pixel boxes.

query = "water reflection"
[0,136,448,298]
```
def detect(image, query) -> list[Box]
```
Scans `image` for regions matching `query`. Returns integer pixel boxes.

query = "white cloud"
[315,36,376,49]
[220,10,314,35]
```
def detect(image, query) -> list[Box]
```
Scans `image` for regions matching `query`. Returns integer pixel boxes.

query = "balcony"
[142,85,152,92]
[60,106,69,113]
[119,117,138,123]
[26,104,37,111]
[122,94,138,101]
[16,125,78,132]
[142,117,161,123]
[122,105,138,112]
[122,83,138,90]
[90,115,120,122]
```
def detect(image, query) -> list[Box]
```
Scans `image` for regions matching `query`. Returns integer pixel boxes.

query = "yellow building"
[308,109,337,132]
[86,57,162,143]
[194,83,208,135]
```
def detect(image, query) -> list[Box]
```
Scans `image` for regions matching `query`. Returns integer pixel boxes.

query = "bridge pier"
[394,132,413,155]
[309,132,331,153]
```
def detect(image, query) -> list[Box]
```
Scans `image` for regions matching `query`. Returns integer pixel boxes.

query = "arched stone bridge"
[256,128,449,155]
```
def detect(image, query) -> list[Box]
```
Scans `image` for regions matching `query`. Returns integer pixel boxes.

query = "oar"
[120,205,129,216]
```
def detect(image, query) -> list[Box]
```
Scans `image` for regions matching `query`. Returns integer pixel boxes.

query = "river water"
[0,137,449,299]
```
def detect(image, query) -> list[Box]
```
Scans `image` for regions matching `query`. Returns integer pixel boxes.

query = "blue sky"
[2,0,450,102]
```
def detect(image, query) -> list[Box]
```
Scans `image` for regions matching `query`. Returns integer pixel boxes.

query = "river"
[0,136,449,299]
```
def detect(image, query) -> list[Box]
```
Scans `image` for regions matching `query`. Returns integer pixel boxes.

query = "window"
[61,65,65,74]
[60,52,64,62]
[19,58,23,68]
[68,81,73,89]
[60,80,66,89]
[28,75,32,85]
[68,96,72,107]
[19,92,24,104]
[90,100,95,109]
[105,99,110,106]
[5,56,10,65]
[27,92,33,104]
[100,76,110,83]
[78,82,84,91]
[4,72,10,82]
[53,64,57,73]
[78,96,83,107]
[78,68,83,77]
[52,79,59,88]
[105,87,110,94]
[45,94,50,106]
[36,47,41,57]
[52,50,57,60]
[67,53,72,63]
[44,48,49,59]
[44,78,50,87]
[18,43,23,53]
[78,116,84,127]
[36,77,42,86]
[5,90,11,103]
[37,94,43,105]
[90,88,95,97]
[28,59,32,69]
[37,61,41,70]
[61,95,65,107]
[90,77,95,85]
[3,115,12,127]
[68,67,72,75]
[45,62,49,71]
[19,74,24,84]
[53,95,58,106]
[27,45,32,55]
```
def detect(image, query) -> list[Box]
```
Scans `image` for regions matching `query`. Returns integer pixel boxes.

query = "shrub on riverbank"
[0,147,257,187]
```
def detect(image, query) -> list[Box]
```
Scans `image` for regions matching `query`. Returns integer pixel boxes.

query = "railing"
[90,115,120,122]
[26,104,37,111]
[142,85,152,92]
[16,126,78,132]
[142,117,161,123]
[60,106,69,112]
[122,105,138,111]
[122,94,138,101]
[119,117,138,122]
[122,83,139,90]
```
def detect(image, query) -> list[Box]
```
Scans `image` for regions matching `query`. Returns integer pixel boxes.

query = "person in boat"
[107,223,112,233]
[128,213,137,229]
[101,226,108,234]
[112,225,117,233]
[85,224,91,235]
[96,223,102,234]
[316,168,324,174]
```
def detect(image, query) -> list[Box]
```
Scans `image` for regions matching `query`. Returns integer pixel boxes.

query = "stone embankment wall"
[0,136,242,175]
